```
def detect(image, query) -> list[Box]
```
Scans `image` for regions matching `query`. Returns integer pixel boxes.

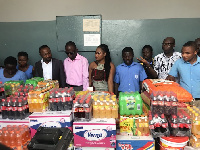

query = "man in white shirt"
[34,45,66,87]
[154,37,182,79]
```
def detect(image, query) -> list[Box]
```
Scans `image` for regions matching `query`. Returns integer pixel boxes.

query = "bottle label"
[165,101,171,106]
[7,106,12,111]
[171,102,177,106]
[1,106,6,110]
[18,106,23,111]
[158,101,164,106]
[12,106,18,111]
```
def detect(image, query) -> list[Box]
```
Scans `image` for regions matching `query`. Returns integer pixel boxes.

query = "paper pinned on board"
[84,34,100,46]
[83,19,100,32]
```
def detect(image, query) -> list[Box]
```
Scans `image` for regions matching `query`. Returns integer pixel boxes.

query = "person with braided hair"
[89,44,115,93]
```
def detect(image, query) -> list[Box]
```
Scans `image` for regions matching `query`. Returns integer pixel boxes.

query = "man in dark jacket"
[34,45,66,88]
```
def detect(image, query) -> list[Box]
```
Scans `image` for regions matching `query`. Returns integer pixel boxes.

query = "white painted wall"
[0,0,200,22]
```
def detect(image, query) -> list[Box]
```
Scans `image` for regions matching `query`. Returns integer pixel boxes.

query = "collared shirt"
[64,53,89,91]
[154,51,181,79]
[114,62,147,92]
[41,59,52,80]
[169,56,200,98]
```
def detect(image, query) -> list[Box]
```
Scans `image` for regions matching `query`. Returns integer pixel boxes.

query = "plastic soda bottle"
[112,101,118,119]
[99,101,105,118]
[192,113,200,135]
[105,98,112,118]
[1,99,7,119]
[93,97,99,118]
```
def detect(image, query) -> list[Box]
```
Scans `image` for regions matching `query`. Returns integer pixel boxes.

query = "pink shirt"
[64,53,89,91]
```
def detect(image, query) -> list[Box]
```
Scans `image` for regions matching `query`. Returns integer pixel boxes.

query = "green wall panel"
[0,18,200,67]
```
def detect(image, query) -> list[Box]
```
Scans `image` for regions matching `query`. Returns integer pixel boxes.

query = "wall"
[0,0,200,66]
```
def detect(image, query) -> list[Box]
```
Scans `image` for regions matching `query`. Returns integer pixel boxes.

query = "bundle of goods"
[0,81,5,100]
[0,125,31,150]
[92,94,118,119]
[119,114,149,136]
[1,96,29,120]
[73,118,116,148]
[27,127,73,150]
[73,95,93,121]
[142,79,193,102]
[119,91,143,115]
[27,86,52,112]
[1,84,36,119]
[37,79,59,89]
[49,87,75,111]
[150,90,178,116]
[4,80,23,96]
[148,112,170,138]
[25,77,44,87]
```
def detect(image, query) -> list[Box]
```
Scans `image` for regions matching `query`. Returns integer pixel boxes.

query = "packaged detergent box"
[0,117,29,128]
[73,118,116,148]
[116,135,155,150]
[29,110,73,138]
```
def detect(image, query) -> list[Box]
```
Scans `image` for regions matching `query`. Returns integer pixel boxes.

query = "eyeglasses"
[65,52,75,55]
[162,43,174,46]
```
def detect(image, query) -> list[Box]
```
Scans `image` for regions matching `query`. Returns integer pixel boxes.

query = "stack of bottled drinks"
[0,81,5,99]
[27,86,52,112]
[0,125,31,150]
[73,94,93,121]
[148,90,193,138]
[1,96,29,120]
[119,114,150,136]
[25,77,44,87]
[168,108,191,137]
[149,112,170,138]
[49,87,75,111]
[4,81,23,96]
[92,94,118,119]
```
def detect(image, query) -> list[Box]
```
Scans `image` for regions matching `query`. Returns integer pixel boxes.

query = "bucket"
[160,136,189,150]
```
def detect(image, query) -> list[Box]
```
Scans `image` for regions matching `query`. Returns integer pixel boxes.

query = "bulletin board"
[56,15,102,52]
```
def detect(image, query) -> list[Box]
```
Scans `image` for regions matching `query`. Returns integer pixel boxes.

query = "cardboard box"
[73,118,116,148]
[116,135,155,150]
[0,116,29,128]
[74,147,114,150]
[29,110,73,138]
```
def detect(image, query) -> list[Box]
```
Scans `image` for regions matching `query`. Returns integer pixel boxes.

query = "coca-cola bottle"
[7,99,13,119]
[12,99,18,120]
[1,99,7,119]
[164,91,171,115]
[157,92,164,115]
[151,91,158,115]
[18,99,25,120]
[171,115,178,136]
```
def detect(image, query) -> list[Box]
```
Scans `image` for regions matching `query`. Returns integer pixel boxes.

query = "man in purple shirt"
[64,41,89,91]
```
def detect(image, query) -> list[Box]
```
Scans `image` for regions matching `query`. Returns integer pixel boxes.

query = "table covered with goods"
[0,78,199,150]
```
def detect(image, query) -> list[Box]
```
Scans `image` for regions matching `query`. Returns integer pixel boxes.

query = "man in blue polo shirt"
[167,41,200,105]
[114,47,147,97]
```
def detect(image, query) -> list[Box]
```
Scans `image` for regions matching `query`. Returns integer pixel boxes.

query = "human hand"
[137,56,149,65]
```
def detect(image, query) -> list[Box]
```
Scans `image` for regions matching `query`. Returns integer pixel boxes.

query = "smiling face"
[18,56,28,67]
[181,46,197,63]
[122,51,133,66]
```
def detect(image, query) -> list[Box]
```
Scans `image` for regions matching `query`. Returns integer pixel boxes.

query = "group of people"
[0,37,200,100]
